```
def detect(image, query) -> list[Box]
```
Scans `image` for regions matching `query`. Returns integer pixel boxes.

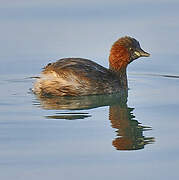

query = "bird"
[33,36,150,97]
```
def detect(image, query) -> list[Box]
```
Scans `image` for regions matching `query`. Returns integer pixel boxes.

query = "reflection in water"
[33,91,128,110]
[109,105,154,150]
[34,91,154,151]
[46,112,91,120]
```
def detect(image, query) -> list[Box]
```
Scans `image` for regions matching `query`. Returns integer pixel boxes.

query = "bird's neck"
[110,66,128,90]
[109,42,130,90]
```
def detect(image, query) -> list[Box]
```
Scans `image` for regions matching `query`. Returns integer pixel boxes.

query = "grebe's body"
[34,58,123,96]
[33,36,150,96]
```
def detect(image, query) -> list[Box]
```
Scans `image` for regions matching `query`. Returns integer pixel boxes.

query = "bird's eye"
[129,47,134,52]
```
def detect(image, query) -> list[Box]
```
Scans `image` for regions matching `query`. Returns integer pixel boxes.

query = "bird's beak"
[134,48,150,57]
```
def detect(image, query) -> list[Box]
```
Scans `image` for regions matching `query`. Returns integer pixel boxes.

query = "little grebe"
[33,36,150,96]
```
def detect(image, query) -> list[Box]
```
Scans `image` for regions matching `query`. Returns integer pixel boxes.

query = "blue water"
[1,1,179,179]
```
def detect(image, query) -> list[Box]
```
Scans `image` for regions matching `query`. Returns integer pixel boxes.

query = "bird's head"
[109,36,150,71]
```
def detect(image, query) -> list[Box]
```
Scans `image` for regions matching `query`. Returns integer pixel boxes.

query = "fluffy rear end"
[33,71,91,96]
